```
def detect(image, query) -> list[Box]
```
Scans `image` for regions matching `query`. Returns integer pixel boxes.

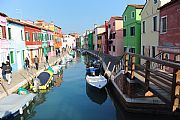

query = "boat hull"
[86,75,107,89]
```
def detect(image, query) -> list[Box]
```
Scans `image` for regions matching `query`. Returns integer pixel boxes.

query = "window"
[124,15,127,22]
[21,30,23,40]
[113,22,115,26]
[113,46,115,52]
[0,26,2,39]
[0,26,6,39]
[131,11,135,18]
[129,48,135,53]
[161,16,167,33]
[123,29,126,36]
[108,24,111,28]
[22,50,25,60]
[142,21,146,33]
[130,26,135,36]
[152,46,155,57]
[25,32,30,41]
[154,0,157,4]
[32,33,36,41]
[153,16,157,31]
[142,46,145,56]
[10,51,14,64]
[109,46,111,51]
[8,28,11,40]
[124,47,127,52]
[112,33,116,39]
[98,36,102,40]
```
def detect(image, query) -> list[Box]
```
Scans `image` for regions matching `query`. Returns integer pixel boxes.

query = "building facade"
[123,4,144,63]
[108,16,123,56]
[6,18,26,71]
[88,31,93,50]
[158,0,180,59]
[141,0,170,61]
[0,12,8,65]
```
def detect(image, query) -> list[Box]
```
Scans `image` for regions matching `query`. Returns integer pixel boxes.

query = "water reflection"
[86,82,107,105]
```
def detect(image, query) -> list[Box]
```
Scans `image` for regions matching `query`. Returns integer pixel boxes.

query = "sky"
[0,0,145,34]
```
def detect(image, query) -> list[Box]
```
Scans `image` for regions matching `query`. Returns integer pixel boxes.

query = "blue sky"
[0,0,145,34]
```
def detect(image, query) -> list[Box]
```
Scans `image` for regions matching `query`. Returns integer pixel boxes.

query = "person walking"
[24,57,30,69]
[5,61,12,85]
[0,62,7,80]
[34,55,39,70]
[45,55,48,63]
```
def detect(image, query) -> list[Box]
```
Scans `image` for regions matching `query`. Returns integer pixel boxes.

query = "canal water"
[14,53,179,120]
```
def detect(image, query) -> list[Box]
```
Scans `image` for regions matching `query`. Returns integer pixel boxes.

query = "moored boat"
[86,75,107,89]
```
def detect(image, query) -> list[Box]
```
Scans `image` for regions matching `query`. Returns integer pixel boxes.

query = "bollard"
[19,107,23,114]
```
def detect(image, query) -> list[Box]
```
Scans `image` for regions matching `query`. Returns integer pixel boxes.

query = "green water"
[14,54,179,120]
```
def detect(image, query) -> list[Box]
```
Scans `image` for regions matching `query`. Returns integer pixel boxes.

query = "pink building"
[108,16,123,56]
[0,12,9,64]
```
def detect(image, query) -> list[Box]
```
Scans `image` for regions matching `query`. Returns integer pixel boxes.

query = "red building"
[23,20,42,63]
[158,0,180,54]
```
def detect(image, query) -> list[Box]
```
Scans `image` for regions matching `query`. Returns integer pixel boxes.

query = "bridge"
[84,49,180,114]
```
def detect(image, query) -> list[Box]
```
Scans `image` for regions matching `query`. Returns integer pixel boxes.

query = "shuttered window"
[10,51,14,64]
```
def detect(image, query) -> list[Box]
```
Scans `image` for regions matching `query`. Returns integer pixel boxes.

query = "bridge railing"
[121,52,180,112]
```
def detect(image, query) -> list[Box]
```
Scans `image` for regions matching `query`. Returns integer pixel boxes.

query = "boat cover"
[37,72,51,85]
[0,93,36,118]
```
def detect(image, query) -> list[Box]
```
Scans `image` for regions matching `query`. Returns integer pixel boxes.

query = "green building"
[122,4,144,63]
[88,32,93,50]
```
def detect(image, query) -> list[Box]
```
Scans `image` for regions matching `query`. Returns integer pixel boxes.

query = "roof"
[128,4,144,9]
[7,17,24,25]
[111,16,123,20]
[0,12,8,17]
[96,25,105,28]
[158,0,179,10]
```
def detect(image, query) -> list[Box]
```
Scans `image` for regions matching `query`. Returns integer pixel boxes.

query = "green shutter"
[22,50,25,60]
[10,51,14,64]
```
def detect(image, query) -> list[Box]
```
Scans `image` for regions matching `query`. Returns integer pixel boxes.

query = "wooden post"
[161,53,166,71]
[172,70,180,112]
[124,54,128,74]
[145,60,150,90]
[131,55,135,80]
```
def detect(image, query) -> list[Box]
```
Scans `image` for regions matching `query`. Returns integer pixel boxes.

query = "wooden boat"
[30,70,53,91]
[86,75,107,89]
[0,93,36,119]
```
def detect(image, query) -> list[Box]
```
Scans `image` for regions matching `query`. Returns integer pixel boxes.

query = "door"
[17,51,22,70]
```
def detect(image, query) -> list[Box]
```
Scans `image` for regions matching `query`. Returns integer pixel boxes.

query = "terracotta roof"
[111,16,123,20]
[128,4,144,9]
[158,0,179,10]
[0,12,8,17]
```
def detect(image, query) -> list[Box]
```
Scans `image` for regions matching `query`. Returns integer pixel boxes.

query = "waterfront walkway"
[0,53,66,99]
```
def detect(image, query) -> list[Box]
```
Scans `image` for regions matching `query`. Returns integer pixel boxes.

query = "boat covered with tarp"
[30,70,53,91]
[0,93,36,119]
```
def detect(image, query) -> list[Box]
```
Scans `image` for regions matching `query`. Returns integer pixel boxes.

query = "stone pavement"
[0,52,68,99]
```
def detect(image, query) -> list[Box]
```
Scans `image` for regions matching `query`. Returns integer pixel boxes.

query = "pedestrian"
[24,57,30,69]
[34,55,39,70]
[45,55,48,63]
[5,61,12,85]
[0,62,7,80]
[58,49,60,56]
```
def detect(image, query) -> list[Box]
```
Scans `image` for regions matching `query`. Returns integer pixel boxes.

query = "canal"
[14,53,179,120]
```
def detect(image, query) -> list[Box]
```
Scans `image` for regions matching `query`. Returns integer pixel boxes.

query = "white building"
[141,0,170,62]
[62,34,76,49]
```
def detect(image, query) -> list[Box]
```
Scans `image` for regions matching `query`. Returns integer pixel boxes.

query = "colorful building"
[62,34,76,49]
[54,25,62,53]
[47,22,55,57]
[108,16,123,56]
[94,25,105,51]
[122,4,144,63]
[158,0,180,57]
[6,18,26,71]
[23,20,42,64]
[88,31,93,50]
[0,12,8,65]
[141,0,170,61]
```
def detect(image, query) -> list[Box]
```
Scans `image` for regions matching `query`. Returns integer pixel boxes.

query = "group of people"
[0,61,12,85]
